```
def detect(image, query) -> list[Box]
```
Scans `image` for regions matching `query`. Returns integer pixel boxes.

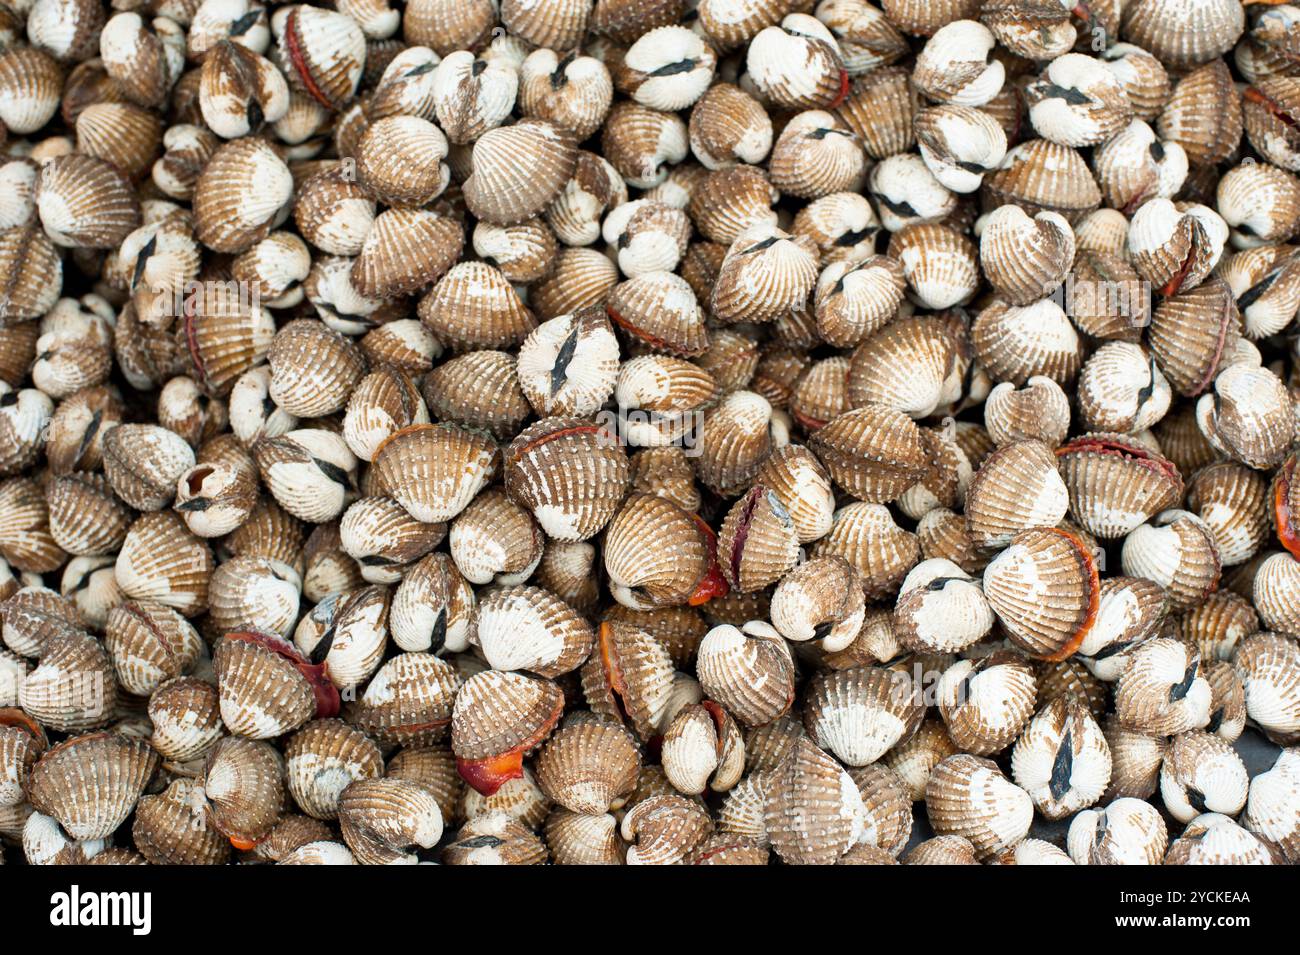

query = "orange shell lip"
[0,706,45,745]
[513,423,612,464]
[606,304,676,354]
[597,621,633,722]
[1160,247,1198,297]
[1042,527,1101,662]
[791,408,827,432]
[1274,456,1300,560]
[456,690,564,796]
[283,8,336,111]
[1244,85,1298,128]
[828,69,851,111]
[687,514,730,606]
[692,839,752,864]
[1056,436,1180,486]
[226,629,340,719]
[701,700,729,756]
[457,751,525,796]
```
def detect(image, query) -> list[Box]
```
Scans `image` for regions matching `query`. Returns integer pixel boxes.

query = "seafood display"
[1,0,1299,868]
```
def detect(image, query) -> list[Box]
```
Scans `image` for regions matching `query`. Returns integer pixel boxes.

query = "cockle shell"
[1067,796,1168,864]
[215,630,337,739]
[338,777,443,865]
[697,622,796,728]
[464,119,578,226]
[347,652,460,748]
[894,558,993,654]
[284,719,383,821]
[28,732,158,841]
[746,15,848,111]
[36,153,141,251]
[370,423,497,525]
[803,666,924,766]
[1055,434,1184,539]
[1159,730,1248,823]
[1233,632,1300,745]
[925,753,1032,860]
[808,404,928,504]
[982,526,1100,660]
[536,719,641,814]
[504,417,629,542]
[603,492,714,610]
[193,136,293,254]
[770,555,865,651]
[1011,697,1111,820]
[453,669,564,796]
[938,652,1037,755]
[1121,510,1221,612]
[1115,637,1211,736]
[104,601,202,698]
[278,5,366,110]
[764,737,866,865]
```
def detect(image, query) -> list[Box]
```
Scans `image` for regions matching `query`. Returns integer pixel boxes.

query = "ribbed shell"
[764,738,866,865]
[214,633,321,739]
[193,137,293,254]
[36,154,141,249]
[352,208,463,300]
[696,623,796,727]
[133,777,229,865]
[463,119,578,226]
[964,439,1069,549]
[114,511,213,617]
[1233,632,1300,745]
[104,601,202,698]
[148,677,223,765]
[369,423,497,525]
[603,492,709,609]
[889,222,979,310]
[419,261,536,350]
[1056,435,1184,539]
[348,652,460,747]
[203,736,285,847]
[0,47,63,135]
[808,404,928,504]
[452,669,564,764]
[1114,637,1211,736]
[504,417,629,542]
[28,733,158,841]
[475,586,594,678]
[804,666,924,766]
[0,226,63,322]
[416,360,517,445]
[284,719,383,820]
[1122,0,1243,69]
[518,307,621,419]
[280,5,366,110]
[983,527,1100,660]
[983,139,1101,224]
[925,753,1033,860]
[580,621,676,740]
[267,319,366,418]
[938,653,1038,755]
[1156,58,1242,168]
[716,486,799,593]
[536,720,640,814]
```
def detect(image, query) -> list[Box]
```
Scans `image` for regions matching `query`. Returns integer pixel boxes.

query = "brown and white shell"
[504,417,629,542]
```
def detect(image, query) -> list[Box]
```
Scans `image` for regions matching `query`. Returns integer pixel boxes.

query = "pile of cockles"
[0,0,1298,867]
